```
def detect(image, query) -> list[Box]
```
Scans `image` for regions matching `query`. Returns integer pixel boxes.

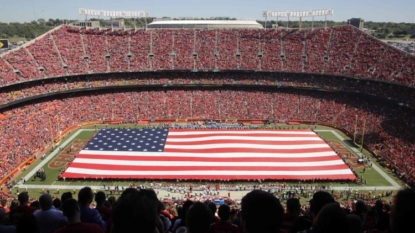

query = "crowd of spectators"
[0,88,414,186]
[2,72,415,108]
[2,25,414,87]
[1,186,415,233]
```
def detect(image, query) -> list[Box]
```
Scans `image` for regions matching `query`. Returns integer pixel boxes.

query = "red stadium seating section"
[1,25,414,87]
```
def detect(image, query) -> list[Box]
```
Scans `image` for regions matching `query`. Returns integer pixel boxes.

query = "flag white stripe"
[72,158,346,167]
[164,143,330,150]
[168,131,317,136]
[166,136,323,142]
[64,168,354,176]
[79,150,338,158]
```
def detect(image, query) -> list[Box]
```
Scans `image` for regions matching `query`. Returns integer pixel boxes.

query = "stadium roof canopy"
[147,20,263,29]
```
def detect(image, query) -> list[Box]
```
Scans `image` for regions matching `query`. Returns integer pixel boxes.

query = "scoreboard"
[0,39,9,49]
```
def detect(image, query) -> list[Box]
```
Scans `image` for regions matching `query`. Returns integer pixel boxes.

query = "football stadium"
[0,5,415,233]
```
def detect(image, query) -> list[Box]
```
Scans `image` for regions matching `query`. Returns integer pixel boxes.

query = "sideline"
[328,130,401,189]
[20,129,96,184]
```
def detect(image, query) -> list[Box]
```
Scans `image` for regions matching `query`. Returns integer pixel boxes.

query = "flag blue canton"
[84,128,169,152]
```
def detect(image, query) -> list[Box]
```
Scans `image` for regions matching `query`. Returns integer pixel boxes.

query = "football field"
[11,124,406,202]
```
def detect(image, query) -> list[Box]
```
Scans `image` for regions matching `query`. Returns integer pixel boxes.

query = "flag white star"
[144,149,147,151]
[100,148,103,150]
[94,145,98,147]
[145,143,149,145]
[129,149,133,151]
[152,146,155,148]
[158,149,162,151]
[123,146,127,148]
[109,146,113,148]
[114,149,118,151]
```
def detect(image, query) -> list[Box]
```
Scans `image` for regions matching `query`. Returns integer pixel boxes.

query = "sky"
[0,0,414,23]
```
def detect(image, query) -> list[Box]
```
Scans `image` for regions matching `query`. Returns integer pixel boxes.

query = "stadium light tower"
[262,9,334,29]
[79,8,149,30]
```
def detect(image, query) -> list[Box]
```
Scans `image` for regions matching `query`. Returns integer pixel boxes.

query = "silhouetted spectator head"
[218,204,231,222]
[95,191,106,206]
[10,200,19,210]
[204,201,217,218]
[178,200,194,228]
[347,214,363,233]
[375,200,383,210]
[61,192,72,203]
[287,198,301,215]
[187,202,213,233]
[111,188,158,233]
[354,200,366,215]
[78,187,94,206]
[310,191,335,218]
[30,200,40,209]
[39,194,53,211]
[0,208,7,225]
[61,198,80,220]
[241,190,284,233]
[16,213,39,233]
[108,196,116,206]
[391,188,415,233]
[313,203,349,233]
[53,198,61,209]
[18,192,29,205]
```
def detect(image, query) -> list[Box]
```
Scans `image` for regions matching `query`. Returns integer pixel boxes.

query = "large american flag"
[61,128,356,180]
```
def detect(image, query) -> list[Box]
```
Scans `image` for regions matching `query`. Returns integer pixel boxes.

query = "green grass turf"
[11,124,406,201]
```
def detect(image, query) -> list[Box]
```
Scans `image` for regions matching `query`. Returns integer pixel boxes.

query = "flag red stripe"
[163,148,333,153]
[67,163,349,171]
[168,133,319,138]
[165,140,325,146]
[61,173,356,180]
[75,154,343,163]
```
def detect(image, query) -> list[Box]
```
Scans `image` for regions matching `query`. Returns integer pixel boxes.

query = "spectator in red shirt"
[8,192,37,226]
[208,204,240,233]
[54,198,104,233]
